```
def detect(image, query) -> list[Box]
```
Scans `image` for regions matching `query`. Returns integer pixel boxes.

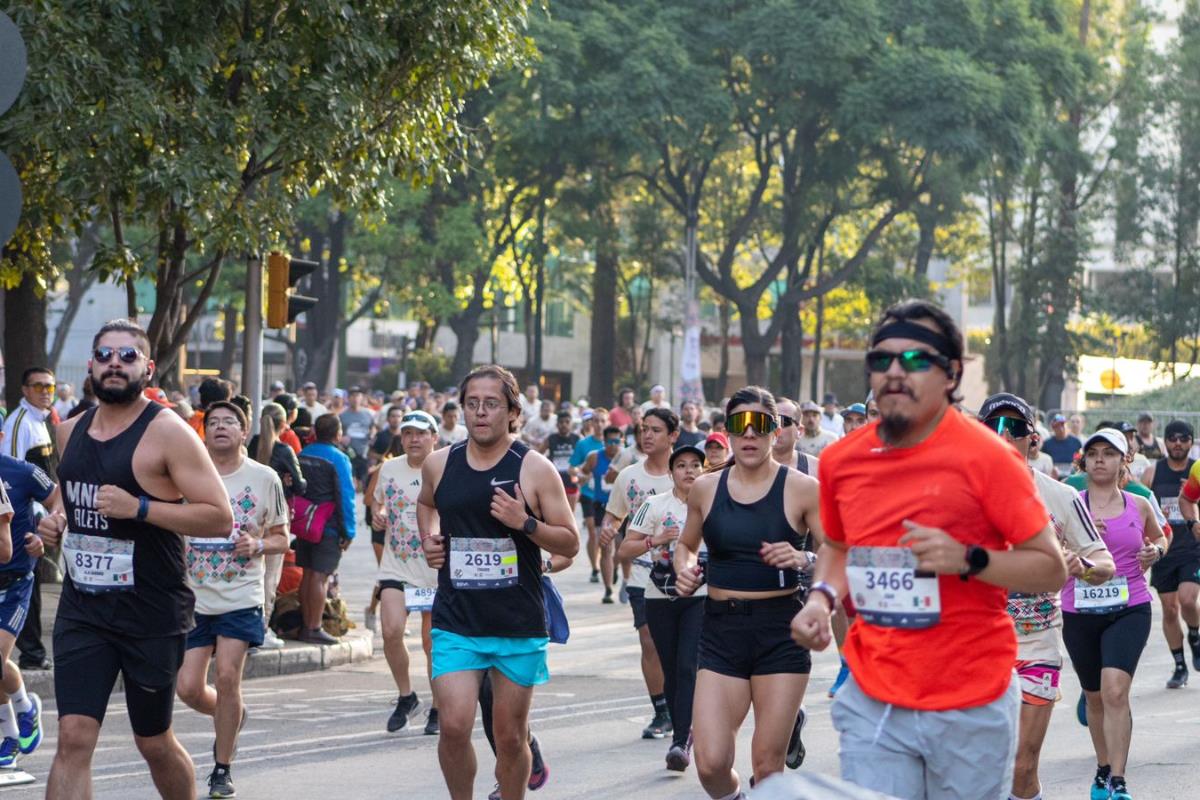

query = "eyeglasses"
[1166,434,1193,443]
[464,398,504,413]
[605,438,622,445]
[93,346,141,365]
[726,410,778,437]
[24,382,55,392]
[865,349,949,373]
[779,415,796,428]
[206,416,242,430]
[983,416,1032,439]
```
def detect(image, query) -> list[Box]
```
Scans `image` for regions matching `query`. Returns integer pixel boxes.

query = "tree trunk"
[295,211,348,388]
[48,224,102,372]
[532,196,547,387]
[449,306,485,380]
[219,304,240,379]
[778,299,802,400]
[715,298,731,402]
[4,274,49,413]
[588,199,617,407]
[739,308,770,388]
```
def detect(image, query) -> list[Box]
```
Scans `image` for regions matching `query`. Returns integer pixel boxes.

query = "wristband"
[136,495,150,521]
[809,581,838,614]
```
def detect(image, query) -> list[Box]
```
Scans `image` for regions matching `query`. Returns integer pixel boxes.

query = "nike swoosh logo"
[490,478,513,487]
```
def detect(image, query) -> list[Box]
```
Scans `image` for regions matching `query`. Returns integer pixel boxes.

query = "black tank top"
[703,466,805,591]
[56,403,194,637]
[1152,458,1195,555]
[432,439,546,638]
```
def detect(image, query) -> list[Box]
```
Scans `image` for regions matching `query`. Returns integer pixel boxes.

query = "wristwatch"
[960,545,989,581]
[522,516,538,535]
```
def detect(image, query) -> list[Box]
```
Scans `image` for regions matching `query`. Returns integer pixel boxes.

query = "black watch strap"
[960,545,989,581]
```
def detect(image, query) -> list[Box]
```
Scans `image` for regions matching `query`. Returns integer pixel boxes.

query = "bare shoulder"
[520,447,557,482]
[55,413,84,450]
[691,470,721,500]
[423,445,450,477]
[786,467,820,500]
[147,403,199,442]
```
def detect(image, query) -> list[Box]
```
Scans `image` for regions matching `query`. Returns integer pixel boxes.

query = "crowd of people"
[0,302,1195,799]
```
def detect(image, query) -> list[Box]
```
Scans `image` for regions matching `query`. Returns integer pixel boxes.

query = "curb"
[19,629,376,701]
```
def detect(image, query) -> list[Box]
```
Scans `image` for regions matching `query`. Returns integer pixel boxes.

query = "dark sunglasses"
[865,348,949,373]
[604,438,622,445]
[93,346,141,364]
[779,415,796,428]
[983,416,1032,439]
[1166,434,1193,443]
[726,410,778,437]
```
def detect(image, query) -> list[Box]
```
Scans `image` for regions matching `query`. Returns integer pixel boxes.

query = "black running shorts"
[53,617,185,737]
[1150,552,1200,594]
[1062,603,1152,691]
[698,594,810,678]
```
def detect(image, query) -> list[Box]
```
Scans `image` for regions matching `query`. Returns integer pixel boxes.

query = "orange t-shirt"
[188,409,206,441]
[279,428,302,455]
[820,408,1048,711]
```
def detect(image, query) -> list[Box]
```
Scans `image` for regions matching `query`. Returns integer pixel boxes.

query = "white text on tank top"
[62,479,134,592]
[374,456,437,588]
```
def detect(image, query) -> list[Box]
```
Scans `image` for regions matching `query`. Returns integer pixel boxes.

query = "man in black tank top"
[36,320,234,800]
[1145,420,1200,687]
[417,366,579,800]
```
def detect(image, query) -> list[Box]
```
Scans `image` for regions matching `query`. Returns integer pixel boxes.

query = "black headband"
[870,320,955,358]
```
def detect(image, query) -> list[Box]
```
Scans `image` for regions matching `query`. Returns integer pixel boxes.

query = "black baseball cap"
[669,444,706,468]
[978,393,1035,426]
[1165,420,1194,439]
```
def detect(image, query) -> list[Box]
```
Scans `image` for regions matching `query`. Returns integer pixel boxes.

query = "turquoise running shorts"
[431,628,550,687]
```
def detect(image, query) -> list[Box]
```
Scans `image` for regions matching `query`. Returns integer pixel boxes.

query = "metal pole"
[242,254,264,428]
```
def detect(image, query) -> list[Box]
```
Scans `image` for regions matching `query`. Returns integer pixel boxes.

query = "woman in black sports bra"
[674,386,824,800]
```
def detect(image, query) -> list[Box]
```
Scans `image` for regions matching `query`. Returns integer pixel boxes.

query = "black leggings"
[644,596,705,748]
[1062,603,1152,691]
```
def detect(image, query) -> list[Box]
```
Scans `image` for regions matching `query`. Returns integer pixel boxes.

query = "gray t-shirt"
[339,409,374,456]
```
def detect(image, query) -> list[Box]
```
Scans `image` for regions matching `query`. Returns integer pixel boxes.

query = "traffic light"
[266,251,320,328]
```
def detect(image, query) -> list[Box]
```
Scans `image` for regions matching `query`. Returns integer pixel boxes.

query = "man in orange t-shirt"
[791,299,1067,800]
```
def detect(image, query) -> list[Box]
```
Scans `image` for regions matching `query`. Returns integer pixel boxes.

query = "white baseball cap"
[399,410,437,431]
[1083,428,1128,456]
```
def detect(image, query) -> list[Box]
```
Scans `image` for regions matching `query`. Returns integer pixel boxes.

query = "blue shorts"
[187,607,265,649]
[431,628,550,687]
[0,572,34,637]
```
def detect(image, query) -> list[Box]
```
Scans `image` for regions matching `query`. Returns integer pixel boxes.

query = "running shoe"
[590,569,600,584]
[619,582,629,604]
[665,734,692,772]
[1077,691,1088,727]
[1191,637,1200,672]
[487,785,501,800]
[786,705,807,769]
[828,660,850,698]
[1090,768,1111,800]
[260,629,285,650]
[602,589,614,604]
[1167,664,1189,689]
[423,708,440,736]
[0,737,18,768]
[1109,776,1131,800]
[17,692,42,754]
[208,766,236,798]
[387,692,421,732]
[642,710,672,739]
[528,734,548,790]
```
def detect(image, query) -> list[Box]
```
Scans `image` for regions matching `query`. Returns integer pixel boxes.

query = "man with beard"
[36,319,235,800]
[790,300,1067,800]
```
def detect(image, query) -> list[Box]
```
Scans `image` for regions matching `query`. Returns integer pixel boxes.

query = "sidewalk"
[18,580,376,701]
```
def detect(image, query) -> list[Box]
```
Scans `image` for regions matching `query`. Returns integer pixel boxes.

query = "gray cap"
[799,401,821,413]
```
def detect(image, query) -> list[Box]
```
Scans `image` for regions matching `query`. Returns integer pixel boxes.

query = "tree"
[0,0,534,387]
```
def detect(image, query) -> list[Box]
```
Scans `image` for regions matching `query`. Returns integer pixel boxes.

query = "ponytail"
[257,402,286,465]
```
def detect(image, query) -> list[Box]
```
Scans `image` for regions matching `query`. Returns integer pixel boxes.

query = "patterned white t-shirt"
[373,455,437,589]
[629,490,707,600]
[606,460,673,589]
[187,459,288,615]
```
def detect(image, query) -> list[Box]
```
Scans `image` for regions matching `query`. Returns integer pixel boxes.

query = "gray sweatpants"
[831,673,1020,800]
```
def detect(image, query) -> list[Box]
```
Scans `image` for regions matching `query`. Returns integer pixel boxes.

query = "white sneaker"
[364,606,378,633]
[260,629,285,650]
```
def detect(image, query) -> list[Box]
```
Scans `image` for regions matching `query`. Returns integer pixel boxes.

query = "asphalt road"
[5,512,1200,798]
